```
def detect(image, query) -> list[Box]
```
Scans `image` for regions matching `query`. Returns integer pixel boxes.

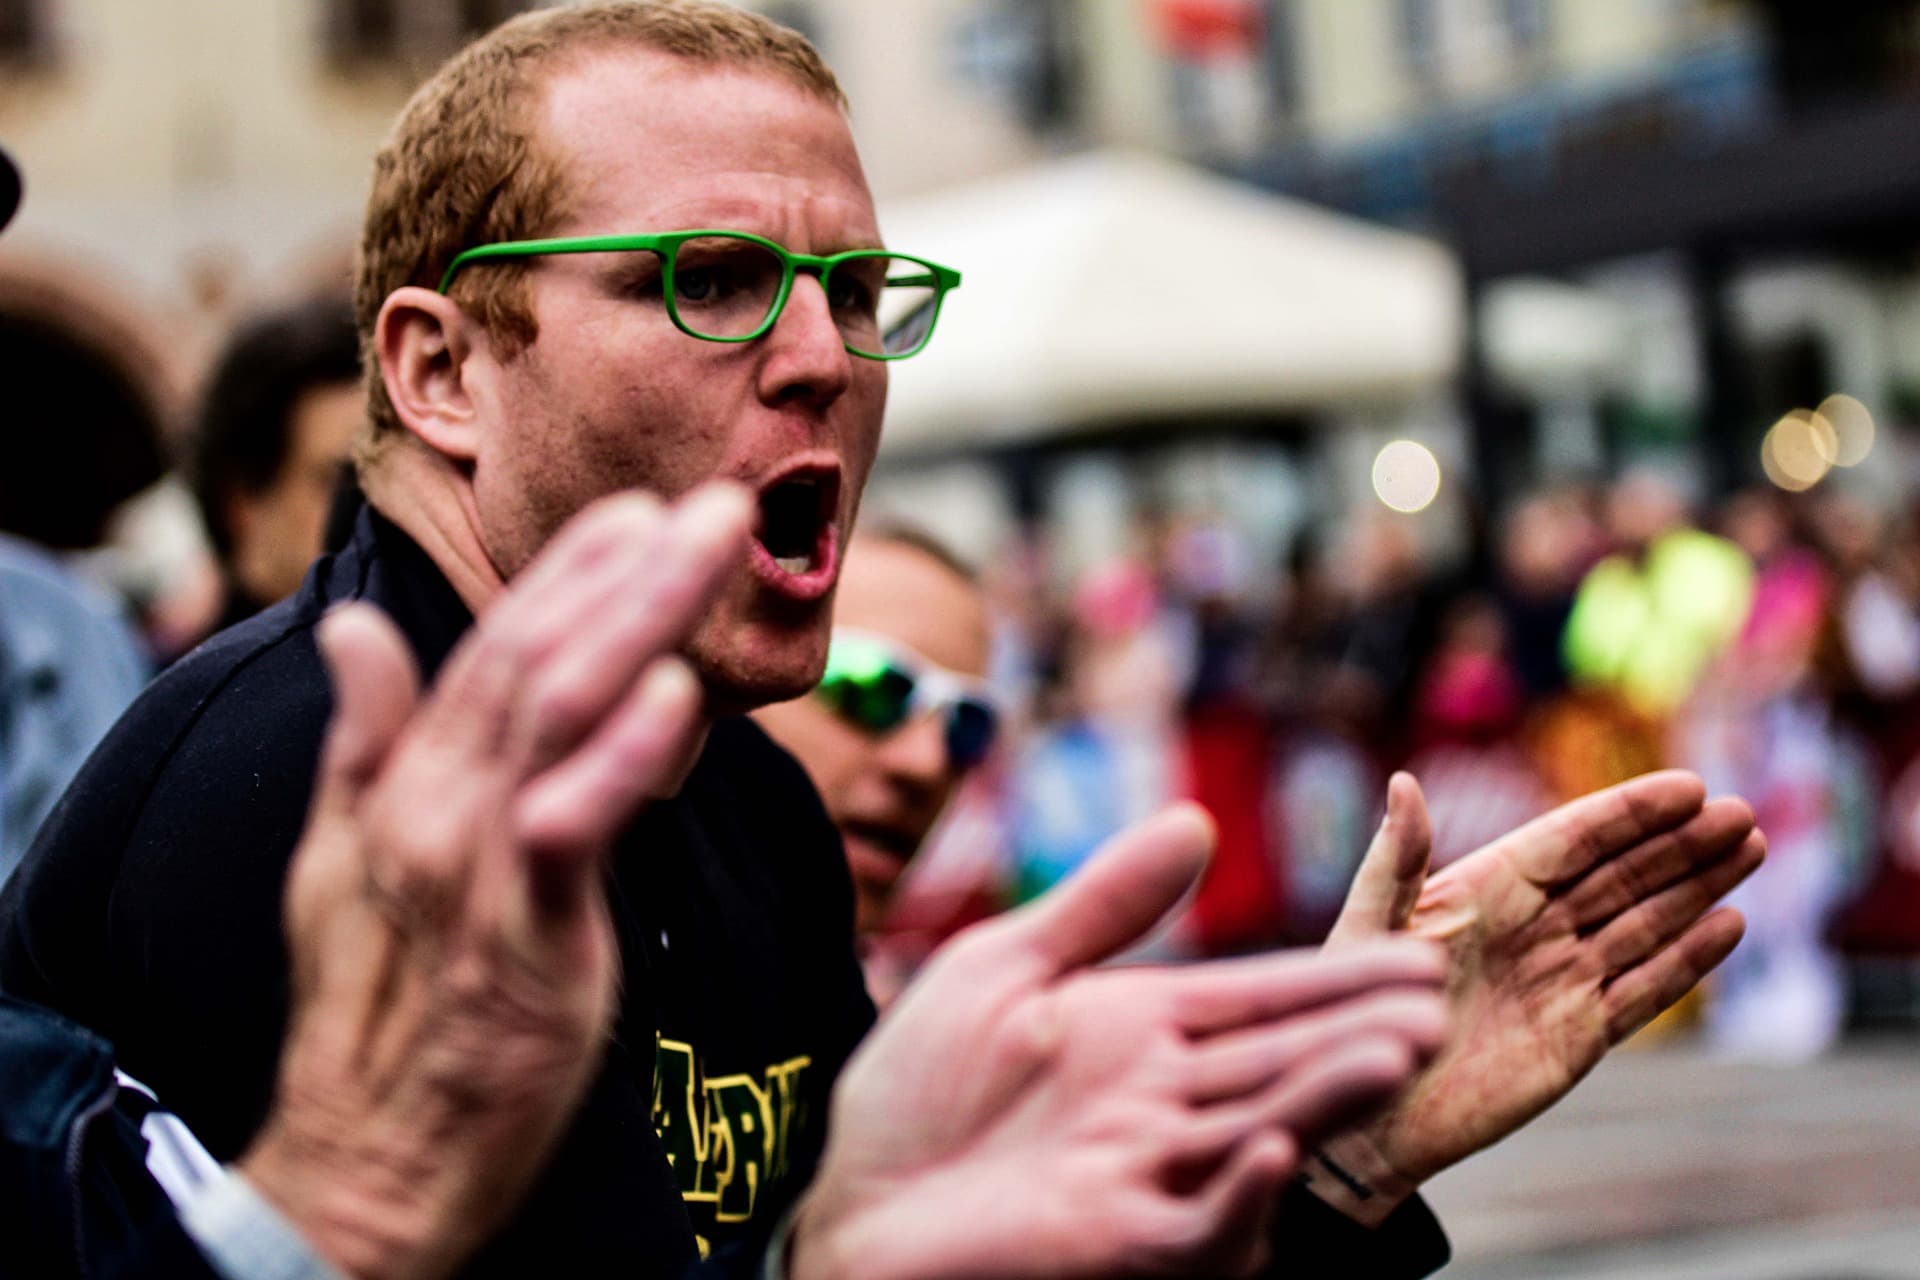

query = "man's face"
[230,379,362,604]
[465,51,887,708]
[755,538,990,934]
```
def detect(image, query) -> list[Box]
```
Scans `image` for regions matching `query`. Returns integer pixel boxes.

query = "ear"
[374,286,489,464]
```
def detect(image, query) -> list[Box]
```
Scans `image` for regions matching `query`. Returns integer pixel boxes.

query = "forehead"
[534,48,877,244]
[835,540,989,678]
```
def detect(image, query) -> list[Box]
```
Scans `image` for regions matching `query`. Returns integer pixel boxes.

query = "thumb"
[1008,803,1214,977]
[1330,772,1431,944]
[313,603,421,811]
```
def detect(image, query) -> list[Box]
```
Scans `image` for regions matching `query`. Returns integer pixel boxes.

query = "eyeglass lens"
[669,235,788,339]
[670,236,939,355]
[944,699,998,769]
[819,647,998,769]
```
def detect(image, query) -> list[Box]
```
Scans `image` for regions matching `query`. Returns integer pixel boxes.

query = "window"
[948,0,1080,134]
[325,0,540,70]
[1502,0,1549,55]
[1397,0,1439,86]
[1263,0,1303,120]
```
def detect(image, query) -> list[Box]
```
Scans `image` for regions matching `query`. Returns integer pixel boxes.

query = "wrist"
[237,1120,462,1280]
[786,1173,1001,1280]
[1296,1131,1419,1229]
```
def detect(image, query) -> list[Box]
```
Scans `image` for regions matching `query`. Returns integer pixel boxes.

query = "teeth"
[775,554,811,574]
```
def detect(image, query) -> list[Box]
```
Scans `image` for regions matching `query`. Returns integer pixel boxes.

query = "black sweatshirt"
[0,505,1448,1278]
[0,506,873,1276]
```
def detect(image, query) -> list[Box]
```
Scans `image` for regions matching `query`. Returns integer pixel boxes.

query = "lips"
[748,457,843,602]
[842,822,918,895]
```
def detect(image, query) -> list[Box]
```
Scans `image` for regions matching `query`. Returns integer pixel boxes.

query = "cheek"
[843,371,887,493]
[756,701,868,800]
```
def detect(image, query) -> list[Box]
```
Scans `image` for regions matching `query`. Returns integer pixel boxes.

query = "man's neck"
[360,444,508,616]
[359,443,711,798]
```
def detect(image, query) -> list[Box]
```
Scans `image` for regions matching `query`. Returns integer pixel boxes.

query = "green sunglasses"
[817,628,1000,770]
[438,228,961,360]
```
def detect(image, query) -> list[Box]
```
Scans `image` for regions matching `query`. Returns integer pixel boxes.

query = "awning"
[875,149,1465,457]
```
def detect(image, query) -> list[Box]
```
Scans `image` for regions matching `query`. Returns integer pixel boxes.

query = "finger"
[1184,989,1449,1105]
[1173,1131,1296,1277]
[1329,772,1431,943]
[1503,769,1706,886]
[313,603,421,808]
[514,657,706,877]
[418,494,671,758]
[1591,830,1764,978]
[1603,905,1746,1043]
[512,483,753,773]
[1007,804,1216,976]
[1565,796,1756,931]
[1245,1034,1426,1155]
[1170,939,1445,1037]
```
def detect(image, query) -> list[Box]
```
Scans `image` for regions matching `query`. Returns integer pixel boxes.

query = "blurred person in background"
[0,145,150,886]
[1403,595,1551,872]
[1006,556,1184,928]
[1494,484,1599,702]
[1564,466,1753,722]
[1816,489,1920,963]
[186,293,362,636]
[1684,489,1871,1058]
[754,524,998,1004]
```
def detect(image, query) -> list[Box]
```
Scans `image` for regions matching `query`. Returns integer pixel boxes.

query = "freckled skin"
[466,50,889,710]
[755,539,990,933]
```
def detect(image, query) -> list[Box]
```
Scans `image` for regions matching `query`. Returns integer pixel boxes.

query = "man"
[764,521,1767,1232]
[186,293,364,632]
[0,8,1466,1277]
[8,486,1453,1279]
[8,129,1425,1280]
[754,525,993,942]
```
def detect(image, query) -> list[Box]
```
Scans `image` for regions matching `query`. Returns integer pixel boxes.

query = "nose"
[756,272,854,409]
[875,711,953,805]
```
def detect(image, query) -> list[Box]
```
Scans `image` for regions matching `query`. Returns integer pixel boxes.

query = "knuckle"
[526,672,599,746]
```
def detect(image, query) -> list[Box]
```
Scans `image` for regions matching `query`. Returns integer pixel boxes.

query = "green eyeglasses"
[438,229,961,360]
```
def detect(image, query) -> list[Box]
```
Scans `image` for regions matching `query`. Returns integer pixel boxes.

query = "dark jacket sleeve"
[0,995,223,1280]
[1267,1182,1451,1278]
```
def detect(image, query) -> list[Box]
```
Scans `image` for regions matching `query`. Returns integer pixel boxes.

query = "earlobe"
[375,286,485,463]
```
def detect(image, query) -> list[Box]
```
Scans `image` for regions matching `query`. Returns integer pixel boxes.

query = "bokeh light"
[1816,393,1875,466]
[1761,410,1835,492]
[1372,439,1442,513]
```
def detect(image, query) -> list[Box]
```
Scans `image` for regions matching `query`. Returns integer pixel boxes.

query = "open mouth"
[751,463,842,597]
[844,819,920,864]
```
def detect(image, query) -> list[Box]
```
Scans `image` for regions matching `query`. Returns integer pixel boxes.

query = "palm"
[1328,770,1762,1185]
[799,808,1452,1280]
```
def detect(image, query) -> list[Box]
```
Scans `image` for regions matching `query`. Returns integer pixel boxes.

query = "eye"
[675,265,722,302]
[829,261,888,316]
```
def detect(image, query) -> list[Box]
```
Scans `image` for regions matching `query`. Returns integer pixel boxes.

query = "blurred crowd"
[7,282,1920,1066]
[886,461,1920,1062]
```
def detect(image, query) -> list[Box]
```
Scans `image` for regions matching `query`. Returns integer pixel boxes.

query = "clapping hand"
[1307,770,1762,1221]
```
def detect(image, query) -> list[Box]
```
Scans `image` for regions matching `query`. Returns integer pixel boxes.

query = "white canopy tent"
[874,149,1466,458]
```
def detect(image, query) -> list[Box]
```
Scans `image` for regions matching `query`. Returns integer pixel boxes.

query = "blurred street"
[1428,1037,1920,1278]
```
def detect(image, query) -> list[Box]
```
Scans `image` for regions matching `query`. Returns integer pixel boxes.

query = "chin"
[691,615,831,715]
